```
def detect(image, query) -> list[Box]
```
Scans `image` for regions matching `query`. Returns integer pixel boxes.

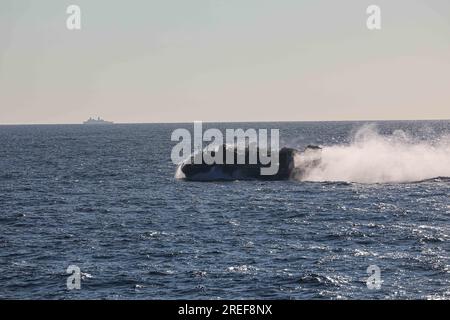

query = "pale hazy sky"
[1,0,449,124]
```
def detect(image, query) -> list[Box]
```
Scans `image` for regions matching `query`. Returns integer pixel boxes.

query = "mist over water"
[296,124,450,183]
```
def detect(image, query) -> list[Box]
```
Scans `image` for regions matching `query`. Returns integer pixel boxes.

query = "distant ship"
[83,117,114,125]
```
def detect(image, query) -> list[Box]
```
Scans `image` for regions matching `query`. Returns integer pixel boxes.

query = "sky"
[0,0,449,124]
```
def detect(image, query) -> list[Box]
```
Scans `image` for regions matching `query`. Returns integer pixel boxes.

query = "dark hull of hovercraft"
[178,147,299,181]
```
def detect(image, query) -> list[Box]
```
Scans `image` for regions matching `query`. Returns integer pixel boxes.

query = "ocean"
[0,120,449,299]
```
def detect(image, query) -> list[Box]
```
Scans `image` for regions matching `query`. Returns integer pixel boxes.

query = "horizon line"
[0,118,449,126]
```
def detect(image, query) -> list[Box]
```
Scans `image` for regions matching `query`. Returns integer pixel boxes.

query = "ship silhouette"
[83,117,114,125]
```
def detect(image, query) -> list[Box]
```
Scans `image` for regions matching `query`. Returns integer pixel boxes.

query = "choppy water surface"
[0,121,449,299]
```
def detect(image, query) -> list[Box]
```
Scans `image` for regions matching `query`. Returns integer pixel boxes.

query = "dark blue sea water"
[0,121,449,299]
